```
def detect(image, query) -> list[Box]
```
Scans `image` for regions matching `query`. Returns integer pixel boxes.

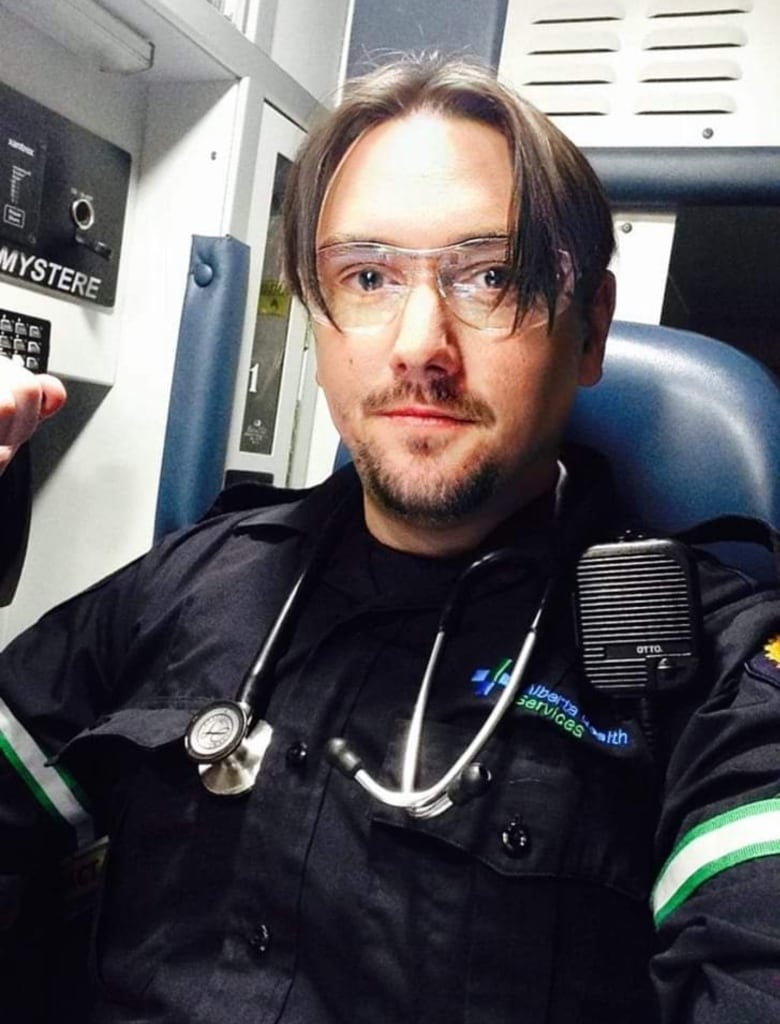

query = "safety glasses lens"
[312,242,572,334]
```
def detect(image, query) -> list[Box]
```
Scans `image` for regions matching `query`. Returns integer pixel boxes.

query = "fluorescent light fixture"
[3,0,155,74]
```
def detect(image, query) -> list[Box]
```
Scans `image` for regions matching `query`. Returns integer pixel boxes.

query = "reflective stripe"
[0,696,93,847]
[653,798,780,927]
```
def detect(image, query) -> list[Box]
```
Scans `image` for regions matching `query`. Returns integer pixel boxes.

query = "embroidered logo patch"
[472,660,633,749]
[748,632,780,684]
[472,659,512,696]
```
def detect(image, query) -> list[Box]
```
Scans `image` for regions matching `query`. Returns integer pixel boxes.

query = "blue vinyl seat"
[568,320,780,580]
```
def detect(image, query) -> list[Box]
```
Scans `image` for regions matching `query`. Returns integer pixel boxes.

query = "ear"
[578,271,615,388]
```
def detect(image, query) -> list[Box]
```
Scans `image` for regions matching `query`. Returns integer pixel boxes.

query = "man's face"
[313,111,611,546]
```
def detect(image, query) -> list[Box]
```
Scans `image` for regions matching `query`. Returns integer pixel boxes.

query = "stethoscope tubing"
[336,575,555,818]
[187,463,567,815]
[185,484,359,774]
[237,483,361,713]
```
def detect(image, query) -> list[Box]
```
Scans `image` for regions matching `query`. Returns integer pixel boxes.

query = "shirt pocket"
[57,702,249,1010]
[369,718,656,889]
[361,719,658,1024]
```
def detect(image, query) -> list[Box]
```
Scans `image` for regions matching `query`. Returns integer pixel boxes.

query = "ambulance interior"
[0,0,778,646]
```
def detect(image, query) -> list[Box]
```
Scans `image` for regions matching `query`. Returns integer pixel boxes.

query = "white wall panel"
[0,6,146,385]
[1,77,239,643]
[0,5,241,641]
[0,0,352,642]
[269,0,352,105]
[610,213,677,324]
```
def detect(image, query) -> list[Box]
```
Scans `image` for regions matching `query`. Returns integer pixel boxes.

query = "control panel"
[0,81,131,308]
[0,307,50,373]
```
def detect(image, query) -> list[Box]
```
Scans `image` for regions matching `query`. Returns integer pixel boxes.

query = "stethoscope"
[185,465,567,818]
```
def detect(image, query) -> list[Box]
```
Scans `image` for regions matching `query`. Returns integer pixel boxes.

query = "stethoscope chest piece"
[185,701,274,796]
[186,701,250,762]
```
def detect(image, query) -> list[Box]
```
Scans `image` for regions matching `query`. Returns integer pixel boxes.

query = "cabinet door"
[225,103,309,486]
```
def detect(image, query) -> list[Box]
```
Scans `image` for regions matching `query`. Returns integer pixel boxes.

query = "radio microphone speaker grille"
[574,537,700,697]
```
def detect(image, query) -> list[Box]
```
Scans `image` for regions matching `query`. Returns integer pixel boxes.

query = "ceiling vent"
[526,29,621,54]
[527,0,626,22]
[646,1,753,15]
[500,0,777,145]
[643,24,747,47]
[639,58,741,81]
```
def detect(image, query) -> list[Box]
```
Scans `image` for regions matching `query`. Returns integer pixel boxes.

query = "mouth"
[377,405,476,427]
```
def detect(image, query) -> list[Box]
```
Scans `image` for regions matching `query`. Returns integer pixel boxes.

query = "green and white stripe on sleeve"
[653,797,780,927]
[0,695,94,848]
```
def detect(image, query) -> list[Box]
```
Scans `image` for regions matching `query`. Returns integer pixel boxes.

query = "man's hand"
[0,360,67,475]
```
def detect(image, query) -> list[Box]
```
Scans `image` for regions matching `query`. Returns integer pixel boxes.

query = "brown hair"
[282,54,614,328]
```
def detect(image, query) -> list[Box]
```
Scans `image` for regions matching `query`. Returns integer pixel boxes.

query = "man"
[1,55,780,1023]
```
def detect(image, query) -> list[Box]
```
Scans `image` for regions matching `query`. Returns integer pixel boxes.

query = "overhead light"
[2,0,155,74]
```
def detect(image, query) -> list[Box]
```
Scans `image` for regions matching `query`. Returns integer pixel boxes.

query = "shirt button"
[286,740,308,770]
[249,923,271,957]
[501,818,531,858]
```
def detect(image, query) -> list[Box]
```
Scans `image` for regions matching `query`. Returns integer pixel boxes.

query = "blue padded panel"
[155,235,250,540]
[568,321,780,579]
[584,147,780,209]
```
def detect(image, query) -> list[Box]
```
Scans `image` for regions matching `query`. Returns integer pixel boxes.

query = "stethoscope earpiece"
[324,737,363,778]
[447,763,492,806]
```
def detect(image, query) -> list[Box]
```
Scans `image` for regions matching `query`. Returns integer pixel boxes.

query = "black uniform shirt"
[1,449,780,1024]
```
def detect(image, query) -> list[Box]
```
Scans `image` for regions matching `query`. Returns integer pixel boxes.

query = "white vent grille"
[643,24,747,47]
[525,62,616,84]
[500,0,779,145]
[634,90,737,113]
[647,0,753,15]
[528,0,626,23]
[526,29,621,53]
[639,58,741,80]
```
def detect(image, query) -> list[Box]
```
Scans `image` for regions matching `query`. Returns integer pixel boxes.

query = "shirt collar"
[231,464,361,538]
[228,445,618,554]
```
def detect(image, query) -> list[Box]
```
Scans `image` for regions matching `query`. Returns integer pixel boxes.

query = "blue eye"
[481,266,510,290]
[357,268,385,292]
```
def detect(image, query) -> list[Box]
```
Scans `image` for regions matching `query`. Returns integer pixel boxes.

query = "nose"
[388,279,462,382]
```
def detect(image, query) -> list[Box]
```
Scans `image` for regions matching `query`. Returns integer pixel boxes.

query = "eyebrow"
[317,231,511,250]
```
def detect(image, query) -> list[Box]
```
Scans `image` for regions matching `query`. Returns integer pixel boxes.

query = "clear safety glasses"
[312,237,574,336]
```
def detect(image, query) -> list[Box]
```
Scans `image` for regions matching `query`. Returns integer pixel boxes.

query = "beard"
[351,379,501,525]
[355,442,500,524]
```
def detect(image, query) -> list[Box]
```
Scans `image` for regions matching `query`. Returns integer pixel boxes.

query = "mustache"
[362,380,495,424]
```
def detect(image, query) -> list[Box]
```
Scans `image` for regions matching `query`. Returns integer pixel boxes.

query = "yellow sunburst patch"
[748,632,780,685]
[765,635,780,667]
